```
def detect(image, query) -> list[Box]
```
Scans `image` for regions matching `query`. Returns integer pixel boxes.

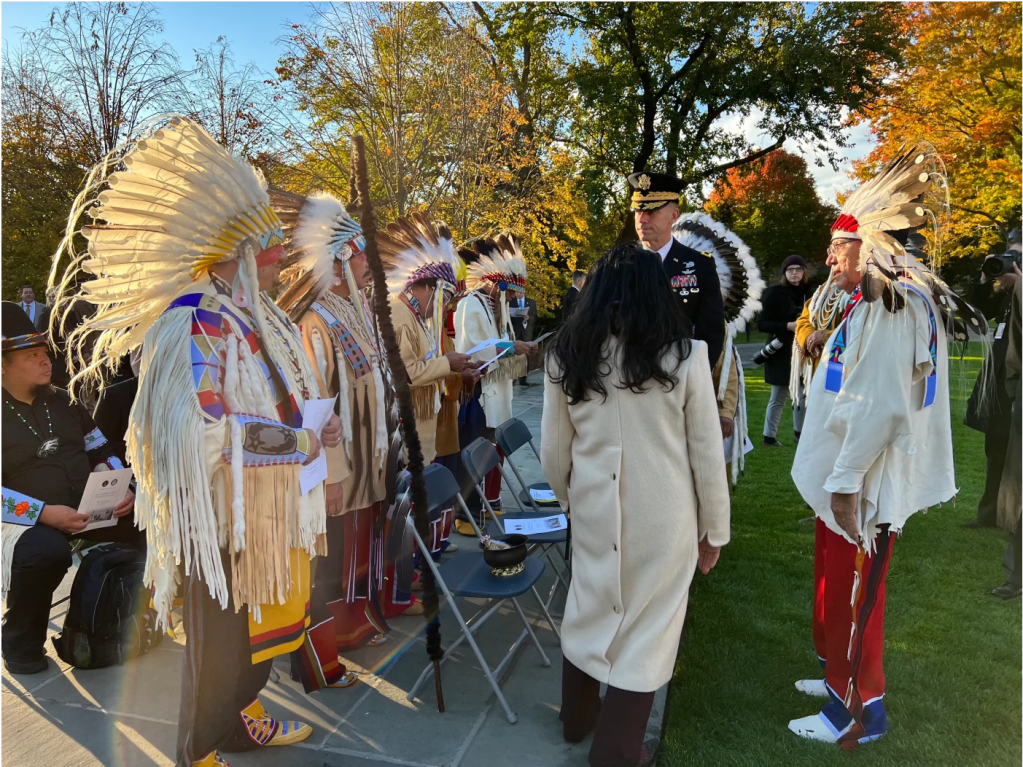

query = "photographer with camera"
[756,255,814,447]
[964,229,1022,529]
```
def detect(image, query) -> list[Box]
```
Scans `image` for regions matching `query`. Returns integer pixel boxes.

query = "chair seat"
[518,482,561,509]
[487,513,568,544]
[438,554,545,598]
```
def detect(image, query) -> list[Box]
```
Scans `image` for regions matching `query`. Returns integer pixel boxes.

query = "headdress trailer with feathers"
[47,114,286,388]
[671,213,764,486]
[831,143,987,341]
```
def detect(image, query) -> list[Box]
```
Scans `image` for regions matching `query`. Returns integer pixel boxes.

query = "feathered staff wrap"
[353,135,445,711]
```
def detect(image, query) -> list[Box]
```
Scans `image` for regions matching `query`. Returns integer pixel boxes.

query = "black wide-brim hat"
[2,301,48,352]
[627,172,685,212]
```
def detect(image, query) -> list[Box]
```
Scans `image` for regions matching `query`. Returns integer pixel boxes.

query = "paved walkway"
[2,370,665,766]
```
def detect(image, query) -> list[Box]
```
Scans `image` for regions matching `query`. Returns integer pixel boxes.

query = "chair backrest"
[422,463,462,517]
[461,436,502,485]
[495,418,532,457]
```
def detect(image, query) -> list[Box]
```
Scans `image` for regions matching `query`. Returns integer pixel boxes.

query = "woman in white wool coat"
[542,243,730,767]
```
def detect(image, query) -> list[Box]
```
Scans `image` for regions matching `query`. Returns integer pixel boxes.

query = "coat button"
[612,543,617,551]
[611,473,616,481]
[613,606,620,614]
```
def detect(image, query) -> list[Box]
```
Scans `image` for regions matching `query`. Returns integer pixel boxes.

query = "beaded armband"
[222,413,310,467]
[1,488,44,526]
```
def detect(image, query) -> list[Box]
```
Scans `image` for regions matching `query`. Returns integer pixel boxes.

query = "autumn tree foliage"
[275,2,591,317]
[853,2,1022,262]
[705,150,835,275]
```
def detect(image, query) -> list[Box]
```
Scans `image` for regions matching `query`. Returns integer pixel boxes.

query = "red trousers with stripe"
[813,518,894,715]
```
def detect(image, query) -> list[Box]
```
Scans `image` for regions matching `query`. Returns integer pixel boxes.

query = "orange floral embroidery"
[15,501,29,517]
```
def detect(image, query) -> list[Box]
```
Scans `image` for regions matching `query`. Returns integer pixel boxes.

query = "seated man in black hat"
[628,171,725,366]
[1,302,142,675]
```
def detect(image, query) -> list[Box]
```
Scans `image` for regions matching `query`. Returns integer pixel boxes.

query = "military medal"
[6,399,60,457]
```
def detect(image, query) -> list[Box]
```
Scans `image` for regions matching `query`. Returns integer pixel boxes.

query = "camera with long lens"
[982,251,1021,279]
[983,229,1023,279]
[753,338,784,366]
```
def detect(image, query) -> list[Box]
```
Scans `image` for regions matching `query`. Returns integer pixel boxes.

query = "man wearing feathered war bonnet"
[48,116,344,766]
[275,189,411,689]
[788,144,987,748]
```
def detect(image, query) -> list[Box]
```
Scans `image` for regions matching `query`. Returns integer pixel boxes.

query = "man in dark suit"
[19,286,50,333]
[627,172,724,365]
[561,270,586,321]
[509,288,538,385]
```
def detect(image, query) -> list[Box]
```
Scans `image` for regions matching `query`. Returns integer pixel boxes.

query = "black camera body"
[982,251,1021,279]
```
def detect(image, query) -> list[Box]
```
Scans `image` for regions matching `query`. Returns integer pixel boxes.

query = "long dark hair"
[548,243,692,404]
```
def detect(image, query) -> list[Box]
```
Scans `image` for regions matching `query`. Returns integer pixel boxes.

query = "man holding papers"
[378,212,475,464]
[453,235,537,533]
[2,302,141,676]
[47,119,338,764]
[275,189,401,691]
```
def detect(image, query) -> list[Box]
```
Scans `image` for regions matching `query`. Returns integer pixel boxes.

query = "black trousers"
[561,657,655,767]
[1,515,143,665]
[176,555,272,765]
[977,429,1010,526]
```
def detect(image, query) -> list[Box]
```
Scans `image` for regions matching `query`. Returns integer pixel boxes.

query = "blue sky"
[1,1,316,75]
[1,1,871,202]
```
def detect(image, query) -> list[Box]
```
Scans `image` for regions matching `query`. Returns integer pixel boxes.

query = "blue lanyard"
[824,285,937,409]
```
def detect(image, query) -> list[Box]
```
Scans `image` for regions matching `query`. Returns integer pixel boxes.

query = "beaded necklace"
[6,398,59,458]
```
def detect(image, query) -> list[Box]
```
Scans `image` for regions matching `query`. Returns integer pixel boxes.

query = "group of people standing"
[0,111,1014,767]
[540,143,1004,764]
[1,116,539,767]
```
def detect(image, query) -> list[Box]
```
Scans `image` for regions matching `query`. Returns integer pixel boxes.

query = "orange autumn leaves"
[852,2,1022,261]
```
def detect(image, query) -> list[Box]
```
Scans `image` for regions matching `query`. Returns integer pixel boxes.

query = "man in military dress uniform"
[629,172,725,365]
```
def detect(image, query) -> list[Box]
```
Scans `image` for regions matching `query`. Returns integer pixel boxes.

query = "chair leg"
[444,597,519,724]
[510,597,551,668]
[531,585,562,643]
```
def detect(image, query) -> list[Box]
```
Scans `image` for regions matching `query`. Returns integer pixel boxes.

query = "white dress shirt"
[655,239,672,261]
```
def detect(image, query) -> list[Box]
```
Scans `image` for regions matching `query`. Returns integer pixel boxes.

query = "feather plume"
[377,212,460,295]
[47,115,283,392]
[672,213,765,338]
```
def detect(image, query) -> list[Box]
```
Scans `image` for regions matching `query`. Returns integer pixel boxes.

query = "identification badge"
[995,322,1006,340]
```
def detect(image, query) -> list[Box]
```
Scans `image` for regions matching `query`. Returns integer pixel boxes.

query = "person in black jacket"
[964,242,1020,528]
[628,172,725,365]
[2,303,142,675]
[758,255,813,446]
[561,270,586,322]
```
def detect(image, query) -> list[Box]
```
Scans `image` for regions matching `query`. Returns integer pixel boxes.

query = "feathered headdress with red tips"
[833,143,987,339]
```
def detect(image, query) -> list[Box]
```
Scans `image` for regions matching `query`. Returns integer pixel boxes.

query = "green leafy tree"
[549,2,902,238]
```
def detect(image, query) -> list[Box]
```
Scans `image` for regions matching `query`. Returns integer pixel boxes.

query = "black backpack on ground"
[52,542,162,669]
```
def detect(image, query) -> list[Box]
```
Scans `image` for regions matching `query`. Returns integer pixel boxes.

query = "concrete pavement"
[2,370,666,767]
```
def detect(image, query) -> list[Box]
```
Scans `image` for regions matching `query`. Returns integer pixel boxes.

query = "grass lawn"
[662,359,1021,766]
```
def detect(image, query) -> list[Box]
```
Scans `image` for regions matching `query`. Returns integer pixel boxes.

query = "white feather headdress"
[378,212,461,295]
[833,143,987,338]
[671,212,765,338]
[275,190,365,323]
[47,114,284,387]
[466,233,527,291]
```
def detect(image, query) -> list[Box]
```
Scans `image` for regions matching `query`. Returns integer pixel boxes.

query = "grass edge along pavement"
[661,359,1021,766]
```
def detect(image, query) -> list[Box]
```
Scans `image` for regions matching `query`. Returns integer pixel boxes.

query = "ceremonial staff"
[353,134,446,711]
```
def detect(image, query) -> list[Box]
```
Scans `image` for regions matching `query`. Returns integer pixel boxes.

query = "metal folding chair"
[405,464,555,724]
[495,418,562,512]
[460,437,567,634]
